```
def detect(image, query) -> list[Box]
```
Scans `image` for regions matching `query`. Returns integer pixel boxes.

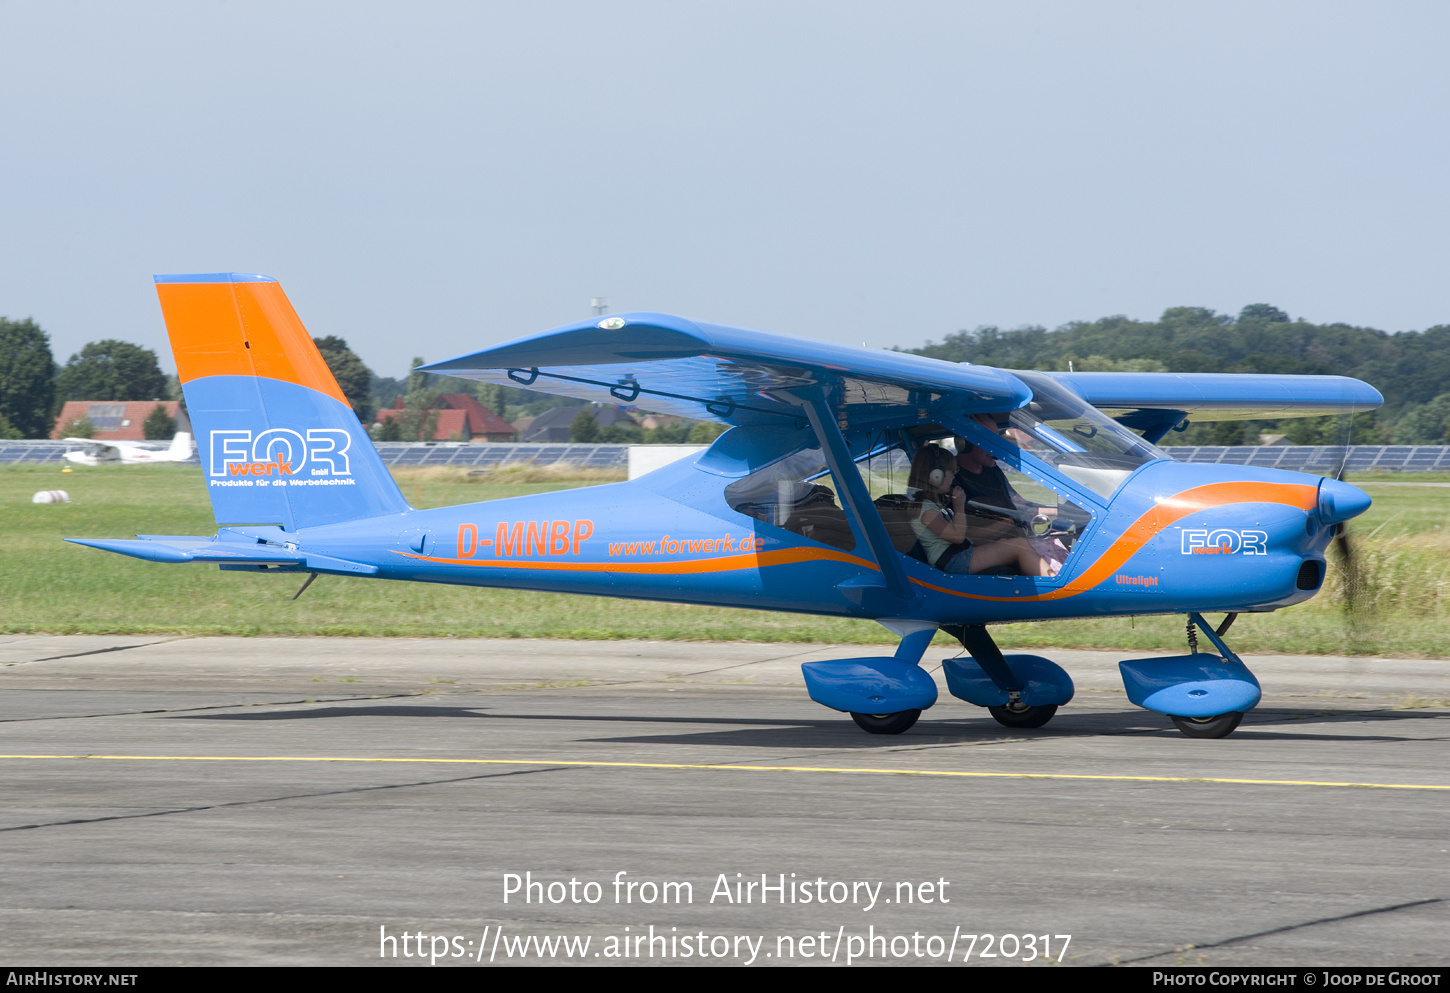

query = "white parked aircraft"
[63,432,194,466]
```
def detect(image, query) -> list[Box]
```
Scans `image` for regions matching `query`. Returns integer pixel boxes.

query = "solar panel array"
[4,440,1450,473]
[1,442,79,464]
[1159,446,1450,473]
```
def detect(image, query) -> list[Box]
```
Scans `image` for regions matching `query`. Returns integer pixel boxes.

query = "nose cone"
[1318,477,1372,525]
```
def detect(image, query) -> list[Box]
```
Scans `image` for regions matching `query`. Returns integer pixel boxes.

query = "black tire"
[850,710,921,734]
[987,704,1058,729]
[1171,712,1243,739]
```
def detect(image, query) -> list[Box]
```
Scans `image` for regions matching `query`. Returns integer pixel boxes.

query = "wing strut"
[795,388,914,603]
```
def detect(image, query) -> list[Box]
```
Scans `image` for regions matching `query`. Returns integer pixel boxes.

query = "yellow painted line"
[0,754,1445,791]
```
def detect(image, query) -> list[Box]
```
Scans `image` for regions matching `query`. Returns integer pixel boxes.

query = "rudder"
[155,273,409,530]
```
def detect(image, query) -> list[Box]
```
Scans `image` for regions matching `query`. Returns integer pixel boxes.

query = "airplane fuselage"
[244,455,1347,626]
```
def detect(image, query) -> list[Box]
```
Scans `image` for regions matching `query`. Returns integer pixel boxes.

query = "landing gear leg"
[944,624,1060,730]
[1168,612,1252,740]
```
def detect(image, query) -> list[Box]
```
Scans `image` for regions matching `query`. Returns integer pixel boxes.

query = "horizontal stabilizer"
[66,536,377,575]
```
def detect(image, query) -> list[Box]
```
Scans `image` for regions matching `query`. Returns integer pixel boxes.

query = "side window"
[856,446,913,500]
[854,445,924,558]
[724,448,856,552]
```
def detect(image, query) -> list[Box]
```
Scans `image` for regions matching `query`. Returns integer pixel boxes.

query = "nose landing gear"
[1170,711,1244,739]
[851,710,923,734]
[1120,613,1260,739]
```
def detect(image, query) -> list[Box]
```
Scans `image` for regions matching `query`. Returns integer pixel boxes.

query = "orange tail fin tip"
[153,272,349,406]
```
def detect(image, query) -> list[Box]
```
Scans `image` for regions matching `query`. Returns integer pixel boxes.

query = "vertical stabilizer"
[167,431,194,460]
[154,273,409,530]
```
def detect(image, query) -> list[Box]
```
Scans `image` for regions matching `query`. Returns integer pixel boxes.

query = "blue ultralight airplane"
[70,274,1381,738]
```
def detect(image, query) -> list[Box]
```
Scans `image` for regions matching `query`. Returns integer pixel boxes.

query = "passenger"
[907,445,1059,577]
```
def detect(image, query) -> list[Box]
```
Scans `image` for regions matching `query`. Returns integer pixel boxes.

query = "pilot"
[952,413,1058,524]
[907,446,1059,577]
[952,434,1015,512]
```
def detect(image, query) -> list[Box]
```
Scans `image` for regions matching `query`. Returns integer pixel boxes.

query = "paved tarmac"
[0,635,1445,968]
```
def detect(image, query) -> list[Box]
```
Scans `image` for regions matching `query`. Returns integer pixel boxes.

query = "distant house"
[639,413,692,431]
[52,401,184,441]
[520,403,634,442]
[375,393,517,442]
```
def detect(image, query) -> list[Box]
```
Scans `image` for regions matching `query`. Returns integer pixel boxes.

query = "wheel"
[850,710,921,734]
[1170,712,1243,739]
[987,704,1058,729]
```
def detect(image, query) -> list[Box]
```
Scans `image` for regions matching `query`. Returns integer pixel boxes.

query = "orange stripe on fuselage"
[391,545,876,574]
[155,279,350,406]
[390,481,1318,602]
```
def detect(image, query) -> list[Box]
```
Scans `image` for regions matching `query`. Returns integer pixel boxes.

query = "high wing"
[62,440,122,464]
[1045,371,1383,439]
[64,438,119,456]
[61,434,194,466]
[422,313,1032,426]
[425,315,1382,437]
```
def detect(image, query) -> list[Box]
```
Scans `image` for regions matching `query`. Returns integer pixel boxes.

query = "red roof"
[436,394,517,439]
[377,394,517,441]
[52,401,182,441]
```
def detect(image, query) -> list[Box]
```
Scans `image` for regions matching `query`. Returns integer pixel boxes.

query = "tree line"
[908,304,1450,445]
[0,323,178,439]
[0,320,383,440]
[0,319,584,442]
[7,301,1450,444]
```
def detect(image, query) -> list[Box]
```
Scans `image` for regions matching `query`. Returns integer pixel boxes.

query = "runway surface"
[0,635,1445,968]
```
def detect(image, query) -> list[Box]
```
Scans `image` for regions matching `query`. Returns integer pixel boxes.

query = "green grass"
[5,464,1450,655]
[1,464,887,643]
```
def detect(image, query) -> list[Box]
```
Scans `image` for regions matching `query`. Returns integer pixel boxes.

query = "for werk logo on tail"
[209,429,352,478]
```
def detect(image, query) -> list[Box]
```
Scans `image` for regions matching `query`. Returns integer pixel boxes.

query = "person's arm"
[1005,479,1058,517]
[922,488,969,543]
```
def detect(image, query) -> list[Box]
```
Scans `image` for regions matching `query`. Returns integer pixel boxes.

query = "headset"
[926,446,953,489]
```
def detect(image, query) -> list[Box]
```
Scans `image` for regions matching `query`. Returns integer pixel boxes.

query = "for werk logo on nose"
[1180,529,1269,555]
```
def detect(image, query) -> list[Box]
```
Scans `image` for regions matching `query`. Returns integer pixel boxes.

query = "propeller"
[1328,414,1370,636]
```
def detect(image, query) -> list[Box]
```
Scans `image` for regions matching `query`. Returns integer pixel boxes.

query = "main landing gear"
[799,623,1076,737]
[940,625,1075,731]
[987,703,1058,729]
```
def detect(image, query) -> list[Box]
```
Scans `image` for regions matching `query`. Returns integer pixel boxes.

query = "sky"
[2,1,1447,378]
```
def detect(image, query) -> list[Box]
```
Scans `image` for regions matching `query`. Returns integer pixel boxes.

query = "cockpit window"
[870,439,1093,576]
[721,429,1097,576]
[1000,371,1167,499]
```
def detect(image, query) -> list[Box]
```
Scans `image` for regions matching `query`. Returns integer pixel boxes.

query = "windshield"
[997,371,1167,499]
